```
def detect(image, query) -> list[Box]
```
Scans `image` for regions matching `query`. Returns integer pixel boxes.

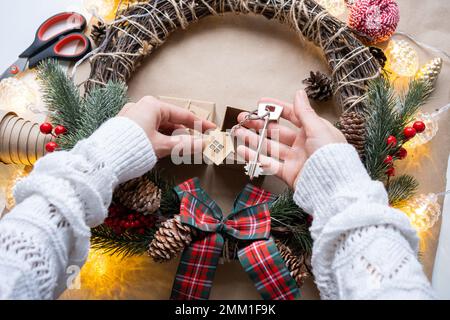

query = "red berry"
[138,228,146,235]
[403,126,417,140]
[45,141,58,153]
[40,123,53,135]
[397,147,408,160]
[124,222,131,229]
[54,125,68,136]
[413,121,426,133]
[387,135,397,147]
[386,167,396,177]
[384,155,393,164]
[128,214,135,221]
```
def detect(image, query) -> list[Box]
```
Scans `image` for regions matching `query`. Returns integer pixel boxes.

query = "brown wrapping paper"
[62,0,450,300]
[0,110,52,166]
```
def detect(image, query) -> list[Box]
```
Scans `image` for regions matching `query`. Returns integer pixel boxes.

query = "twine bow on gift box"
[171,178,301,300]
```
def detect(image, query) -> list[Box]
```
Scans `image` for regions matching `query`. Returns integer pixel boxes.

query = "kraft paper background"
[61,0,450,299]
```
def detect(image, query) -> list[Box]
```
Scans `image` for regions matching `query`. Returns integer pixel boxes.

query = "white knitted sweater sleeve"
[0,117,157,299]
[293,144,436,300]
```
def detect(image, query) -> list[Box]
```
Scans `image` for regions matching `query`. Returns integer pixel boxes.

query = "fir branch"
[363,77,398,181]
[398,79,432,125]
[363,77,431,181]
[61,81,129,149]
[91,224,154,257]
[387,174,419,207]
[270,190,312,254]
[37,60,83,132]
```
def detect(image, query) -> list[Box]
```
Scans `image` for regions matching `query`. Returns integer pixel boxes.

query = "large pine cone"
[338,112,366,159]
[114,176,162,215]
[148,218,194,262]
[91,22,106,47]
[303,71,333,102]
[276,241,310,287]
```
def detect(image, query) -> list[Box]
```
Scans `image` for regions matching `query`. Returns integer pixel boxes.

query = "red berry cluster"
[384,120,426,177]
[104,204,156,235]
[39,122,68,153]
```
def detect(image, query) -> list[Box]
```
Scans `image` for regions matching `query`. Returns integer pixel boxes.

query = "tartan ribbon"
[170,178,301,300]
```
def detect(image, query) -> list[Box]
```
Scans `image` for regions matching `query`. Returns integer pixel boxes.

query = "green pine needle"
[270,190,313,254]
[37,59,83,133]
[387,174,419,207]
[91,224,155,258]
[363,77,431,181]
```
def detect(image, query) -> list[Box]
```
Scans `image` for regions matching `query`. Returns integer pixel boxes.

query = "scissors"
[0,12,91,81]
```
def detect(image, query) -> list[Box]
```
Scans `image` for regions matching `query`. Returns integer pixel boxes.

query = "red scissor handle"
[20,12,87,59]
[28,33,92,68]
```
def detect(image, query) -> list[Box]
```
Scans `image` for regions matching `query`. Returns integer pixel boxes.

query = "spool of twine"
[0,110,53,166]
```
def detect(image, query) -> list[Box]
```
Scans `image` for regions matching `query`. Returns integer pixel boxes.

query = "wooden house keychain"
[203,130,235,166]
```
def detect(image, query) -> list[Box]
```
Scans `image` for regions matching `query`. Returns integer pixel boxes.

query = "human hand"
[234,90,346,188]
[118,96,216,158]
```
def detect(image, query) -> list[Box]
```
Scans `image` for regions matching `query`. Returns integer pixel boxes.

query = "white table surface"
[0,0,83,73]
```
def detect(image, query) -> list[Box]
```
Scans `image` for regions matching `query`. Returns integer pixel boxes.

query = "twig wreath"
[38,0,432,295]
[84,0,381,112]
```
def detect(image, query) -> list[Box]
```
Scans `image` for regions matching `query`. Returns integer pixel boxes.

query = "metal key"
[245,103,283,180]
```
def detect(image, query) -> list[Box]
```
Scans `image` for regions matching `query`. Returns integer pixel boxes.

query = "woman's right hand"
[118,96,216,159]
[234,90,347,188]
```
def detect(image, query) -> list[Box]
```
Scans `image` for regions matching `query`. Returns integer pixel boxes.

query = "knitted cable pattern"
[294,143,436,299]
[0,118,156,299]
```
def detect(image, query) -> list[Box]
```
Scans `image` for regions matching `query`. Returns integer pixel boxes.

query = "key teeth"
[245,162,264,179]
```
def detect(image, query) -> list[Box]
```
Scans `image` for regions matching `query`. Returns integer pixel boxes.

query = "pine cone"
[338,112,366,159]
[148,218,194,262]
[369,46,387,68]
[303,71,333,101]
[415,57,443,86]
[91,22,106,47]
[114,176,162,215]
[276,241,310,287]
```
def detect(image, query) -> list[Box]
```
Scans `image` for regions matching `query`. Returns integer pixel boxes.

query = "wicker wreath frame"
[85,0,381,112]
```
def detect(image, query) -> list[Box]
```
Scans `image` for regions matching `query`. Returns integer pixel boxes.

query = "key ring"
[230,109,270,137]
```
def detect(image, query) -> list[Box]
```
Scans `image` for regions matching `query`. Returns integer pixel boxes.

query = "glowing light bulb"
[0,77,38,115]
[317,0,346,16]
[84,0,138,21]
[84,0,118,21]
[6,167,29,210]
[385,40,419,77]
[404,104,450,148]
[399,193,441,232]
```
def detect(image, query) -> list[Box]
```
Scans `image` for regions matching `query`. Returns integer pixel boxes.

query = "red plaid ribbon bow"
[170,178,301,300]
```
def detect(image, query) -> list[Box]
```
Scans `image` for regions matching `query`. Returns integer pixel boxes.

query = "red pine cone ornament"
[348,0,400,44]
